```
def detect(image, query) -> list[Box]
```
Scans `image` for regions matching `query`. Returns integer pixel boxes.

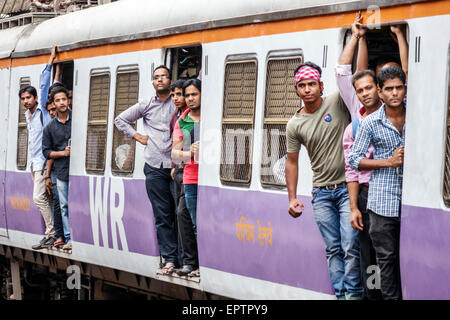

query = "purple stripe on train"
[196,185,334,295]
[3,170,450,298]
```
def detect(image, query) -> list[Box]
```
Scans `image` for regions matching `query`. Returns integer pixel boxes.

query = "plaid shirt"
[348,104,405,217]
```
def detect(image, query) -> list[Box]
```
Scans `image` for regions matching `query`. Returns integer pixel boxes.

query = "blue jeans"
[184,184,198,237]
[56,178,71,242]
[144,163,180,265]
[51,171,63,239]
[311,185,363,297]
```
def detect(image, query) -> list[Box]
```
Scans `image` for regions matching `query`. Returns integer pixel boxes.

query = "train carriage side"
[1,0,450,300]
[399,13,450,299]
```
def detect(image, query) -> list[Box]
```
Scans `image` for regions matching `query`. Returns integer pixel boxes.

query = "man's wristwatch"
[45,177,51,180]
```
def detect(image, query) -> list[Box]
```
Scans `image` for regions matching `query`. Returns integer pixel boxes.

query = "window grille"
[111,69,139,174]
[260,54,303,187]
[86,72,110,173]
[220,59,257,185]
[16,77,31,170]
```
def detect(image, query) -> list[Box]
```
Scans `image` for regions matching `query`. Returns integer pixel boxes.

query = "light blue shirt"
[25,105,51,172]
[24,64,53,172]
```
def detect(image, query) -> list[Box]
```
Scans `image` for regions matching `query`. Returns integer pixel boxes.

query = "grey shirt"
[114,95,177,169]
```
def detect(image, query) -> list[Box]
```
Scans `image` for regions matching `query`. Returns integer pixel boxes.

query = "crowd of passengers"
[21,13,408,297]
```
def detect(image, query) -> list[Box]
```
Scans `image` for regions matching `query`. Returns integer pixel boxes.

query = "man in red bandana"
[285,61,363,300]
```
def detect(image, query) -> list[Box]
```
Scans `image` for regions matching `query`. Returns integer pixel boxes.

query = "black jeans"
[173,166,199,268]
[357,188,382,300]
[368,210,402,300]
[144,163,179,265]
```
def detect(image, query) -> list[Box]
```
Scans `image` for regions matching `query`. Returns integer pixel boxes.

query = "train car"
[0,0,450,300]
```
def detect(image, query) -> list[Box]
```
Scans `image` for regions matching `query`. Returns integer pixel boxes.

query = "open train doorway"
[52,60,74,110]
[165,45,202,80]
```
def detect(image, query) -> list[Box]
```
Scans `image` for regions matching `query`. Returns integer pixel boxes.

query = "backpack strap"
[352,118,360,139]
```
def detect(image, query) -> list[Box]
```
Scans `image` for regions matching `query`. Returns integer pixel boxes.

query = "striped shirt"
[348,104,405,217]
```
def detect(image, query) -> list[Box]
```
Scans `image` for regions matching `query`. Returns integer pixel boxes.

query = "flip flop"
[161,263,175,275]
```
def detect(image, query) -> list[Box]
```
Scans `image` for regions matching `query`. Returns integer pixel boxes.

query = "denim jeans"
[184,184,198,237]
[144,163,179,265]
[56,178,71,242]
[174,168,198,268]
[51,171,63,239]
[311,185,363,297]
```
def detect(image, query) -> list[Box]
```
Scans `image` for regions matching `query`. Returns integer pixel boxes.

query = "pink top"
[335,64,374,184]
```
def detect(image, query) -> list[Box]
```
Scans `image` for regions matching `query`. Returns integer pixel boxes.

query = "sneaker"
[32,237,48,250]
[62,241,72,251]
[42,236,56,248]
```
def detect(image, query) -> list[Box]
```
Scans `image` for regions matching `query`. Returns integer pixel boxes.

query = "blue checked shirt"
[348,104,404,217]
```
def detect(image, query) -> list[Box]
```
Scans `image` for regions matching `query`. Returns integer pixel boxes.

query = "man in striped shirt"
[349,66,406,300]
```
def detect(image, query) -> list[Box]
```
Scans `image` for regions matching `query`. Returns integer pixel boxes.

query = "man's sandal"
[161,263,175,275]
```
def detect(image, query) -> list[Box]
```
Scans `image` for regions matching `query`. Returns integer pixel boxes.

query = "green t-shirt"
[286,91,350,187]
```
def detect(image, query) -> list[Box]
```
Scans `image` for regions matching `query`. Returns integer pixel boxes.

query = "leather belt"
[315,182,346,191]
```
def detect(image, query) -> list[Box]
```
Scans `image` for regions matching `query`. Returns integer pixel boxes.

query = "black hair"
[170,79,185,91]
[293,61,322,77]
[377,66,406,89]
[375,56,400,71]
[352,69,377,87]
[182,78,201,96]
[49,86,69,101]
[45,99,53,109]
[153,65,171,79]
[18,86,37,98]
[48,82,65,95]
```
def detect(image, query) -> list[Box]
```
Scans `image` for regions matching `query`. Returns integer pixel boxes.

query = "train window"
[111,66,139,175]
[443,45,450,207]
[85,70,110,174]
[165,45,202,80]
[220,55,258,185]
[260,50,303,188]
[17,77,31,170]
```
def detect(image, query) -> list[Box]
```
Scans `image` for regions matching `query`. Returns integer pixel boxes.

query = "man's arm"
[391,25,409,77]
[114,100,149,145]
[285,152,304,218]
[336,14,367,121]
[356,35,368,71]
[358,146,403,170]
[342,124,364,230]
[40,46,57,109]
[45,159,54,195]
[42,124,70,160]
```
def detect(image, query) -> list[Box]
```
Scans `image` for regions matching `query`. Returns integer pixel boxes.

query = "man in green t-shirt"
[285,61,363,300]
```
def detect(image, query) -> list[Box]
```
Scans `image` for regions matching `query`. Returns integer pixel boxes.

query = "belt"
[316,182,346,191]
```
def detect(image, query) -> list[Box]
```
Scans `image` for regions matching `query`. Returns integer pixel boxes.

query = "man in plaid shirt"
[349,66,406,300]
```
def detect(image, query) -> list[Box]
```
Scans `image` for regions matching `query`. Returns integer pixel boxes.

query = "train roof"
[0,0,431,59]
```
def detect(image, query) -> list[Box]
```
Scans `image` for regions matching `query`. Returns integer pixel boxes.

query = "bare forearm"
[358,158,392,170]
[396,32,409,75]
[46,159,54,177]
[347,181,360,210]
[285,161,299,201]
[49,151,67,159]
[338,34,359,65]
[356,36,368,71]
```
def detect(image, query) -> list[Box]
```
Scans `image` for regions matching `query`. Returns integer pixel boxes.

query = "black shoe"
[176,265,194,276]
[41,237,56,248]
[32,237,48,250]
